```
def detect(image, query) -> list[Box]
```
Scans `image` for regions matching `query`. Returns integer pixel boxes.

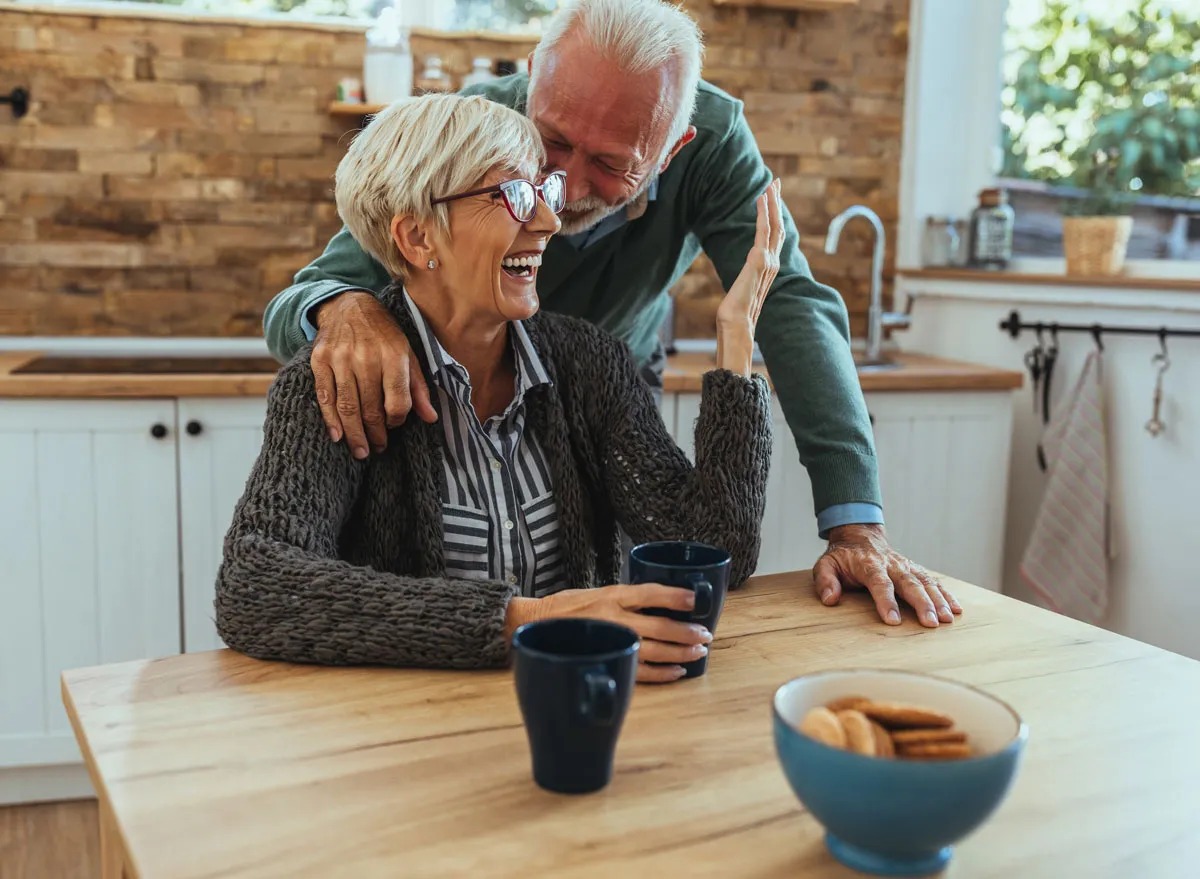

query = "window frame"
[898,0,1197,281]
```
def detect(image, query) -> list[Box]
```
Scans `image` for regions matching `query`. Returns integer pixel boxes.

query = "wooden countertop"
[64,572,1200,878]
[899,266,1200,293]
[664,350,1023,393]
[0,350,1022,398]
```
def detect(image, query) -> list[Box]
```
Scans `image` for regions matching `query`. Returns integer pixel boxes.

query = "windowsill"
[897,267,1200,316]
[0,0,541,40]
[898,267,1200,293]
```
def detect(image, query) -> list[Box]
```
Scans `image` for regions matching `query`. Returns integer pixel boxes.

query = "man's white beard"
[557,176,655,236]
[557,196,622,236]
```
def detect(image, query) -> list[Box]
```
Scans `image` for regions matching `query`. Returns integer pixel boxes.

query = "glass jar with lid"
[967,188,1015,270]
[921,216,961,267]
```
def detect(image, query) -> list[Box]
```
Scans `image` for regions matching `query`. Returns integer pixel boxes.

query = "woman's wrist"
[503,596,542,642]
[715,321,755,377]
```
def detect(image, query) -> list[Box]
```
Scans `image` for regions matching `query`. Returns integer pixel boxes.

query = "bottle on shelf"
[967,188,1015,270]
[362,4,412,105]
[415,55,453,95]
[461,57,497,88]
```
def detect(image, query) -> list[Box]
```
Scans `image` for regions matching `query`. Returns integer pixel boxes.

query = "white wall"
[898,284,1200,661]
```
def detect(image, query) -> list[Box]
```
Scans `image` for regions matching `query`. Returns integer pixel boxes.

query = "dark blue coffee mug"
[511,618,639,794]
[628,540,732,678]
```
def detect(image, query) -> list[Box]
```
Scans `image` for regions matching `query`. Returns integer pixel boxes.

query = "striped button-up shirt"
[402,292,565,597]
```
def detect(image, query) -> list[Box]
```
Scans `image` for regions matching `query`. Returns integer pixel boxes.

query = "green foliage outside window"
[1001,0,1200,209]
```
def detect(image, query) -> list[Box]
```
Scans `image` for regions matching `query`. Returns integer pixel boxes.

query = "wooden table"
[63,572,1200,878]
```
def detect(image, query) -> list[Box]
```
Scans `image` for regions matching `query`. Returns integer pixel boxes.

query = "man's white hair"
[334,94,544,280]
[530,0,704,156]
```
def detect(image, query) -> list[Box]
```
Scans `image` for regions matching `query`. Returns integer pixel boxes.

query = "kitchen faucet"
[824,205,910,367]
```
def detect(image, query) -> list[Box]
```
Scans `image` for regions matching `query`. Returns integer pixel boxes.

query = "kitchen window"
[898,0,1200,277]
[998,0,1200,261]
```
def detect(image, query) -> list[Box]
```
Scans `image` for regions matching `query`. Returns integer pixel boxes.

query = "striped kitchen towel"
[1020,350,1113,624]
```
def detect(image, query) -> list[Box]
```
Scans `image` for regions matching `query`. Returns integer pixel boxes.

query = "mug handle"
[687,573,713,618]
[581,671,617,725]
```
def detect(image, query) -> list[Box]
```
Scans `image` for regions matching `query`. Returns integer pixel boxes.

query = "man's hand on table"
[311,291,438,460]
[812,524,962,628]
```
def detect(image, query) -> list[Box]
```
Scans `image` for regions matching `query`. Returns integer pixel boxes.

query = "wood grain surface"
[0,351,1022,398]
[62,572,1200,878]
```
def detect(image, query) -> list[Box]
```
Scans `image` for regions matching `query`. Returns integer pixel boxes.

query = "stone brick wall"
[675,0,908,338]
[0,0,906,338]
[0,6,535,336]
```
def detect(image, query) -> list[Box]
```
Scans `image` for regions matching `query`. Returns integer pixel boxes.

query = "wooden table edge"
[62,674,140,879]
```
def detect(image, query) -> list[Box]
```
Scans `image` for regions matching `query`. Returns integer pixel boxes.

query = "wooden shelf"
[899,267,1200,293]
[329,102,386,117]
[710,0,859,10]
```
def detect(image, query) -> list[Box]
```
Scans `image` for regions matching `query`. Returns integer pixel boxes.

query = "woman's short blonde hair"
[334,94,545,280]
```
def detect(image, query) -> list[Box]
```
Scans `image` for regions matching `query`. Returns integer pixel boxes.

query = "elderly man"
[262,0,961,628]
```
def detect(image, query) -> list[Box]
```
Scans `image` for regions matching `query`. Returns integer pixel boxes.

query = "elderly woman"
[217,94,780,682]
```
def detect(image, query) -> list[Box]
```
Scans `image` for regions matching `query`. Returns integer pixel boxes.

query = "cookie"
[858,701,955,730]
[798,707,846,749]
[835,709,876,756]
[898,742,973,760]
[891,728,968,746]
[826,695,871,713]
[870,720,895,757]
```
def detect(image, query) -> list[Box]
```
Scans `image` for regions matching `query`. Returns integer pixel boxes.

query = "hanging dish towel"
[1020,350,1113,624]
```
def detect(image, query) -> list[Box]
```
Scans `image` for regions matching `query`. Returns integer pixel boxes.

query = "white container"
[461,57,496,89]
[363,5,412,105]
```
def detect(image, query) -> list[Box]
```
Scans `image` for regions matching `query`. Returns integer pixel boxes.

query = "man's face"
[526,33,678,235]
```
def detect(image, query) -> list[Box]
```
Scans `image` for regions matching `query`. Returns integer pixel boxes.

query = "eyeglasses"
[431,170,567,224]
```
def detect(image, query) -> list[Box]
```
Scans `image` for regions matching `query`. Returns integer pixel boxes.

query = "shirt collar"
[400,290,552,398]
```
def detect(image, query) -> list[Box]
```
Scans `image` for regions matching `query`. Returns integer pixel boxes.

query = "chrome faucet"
[824,205,910,366]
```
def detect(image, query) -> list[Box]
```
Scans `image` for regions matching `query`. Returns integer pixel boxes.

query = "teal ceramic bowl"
[773,670,1028,877]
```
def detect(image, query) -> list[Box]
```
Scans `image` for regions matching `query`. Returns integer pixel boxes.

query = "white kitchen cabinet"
[672,389,1014,588]
[177,398,267,653]
[0,400,181,774]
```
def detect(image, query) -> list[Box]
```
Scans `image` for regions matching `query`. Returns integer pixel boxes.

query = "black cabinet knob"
[150,423,168,439]
[186,420,203,436]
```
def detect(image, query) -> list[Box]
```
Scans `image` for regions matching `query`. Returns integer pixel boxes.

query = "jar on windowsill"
[967,188,1015,270]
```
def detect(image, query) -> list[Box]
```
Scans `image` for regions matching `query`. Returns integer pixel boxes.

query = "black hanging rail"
[1000,309,1200,348]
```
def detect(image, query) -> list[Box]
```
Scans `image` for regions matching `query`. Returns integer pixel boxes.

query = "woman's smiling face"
[430,167,563,323]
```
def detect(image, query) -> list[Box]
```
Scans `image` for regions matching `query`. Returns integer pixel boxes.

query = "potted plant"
[1061,150,1134,276]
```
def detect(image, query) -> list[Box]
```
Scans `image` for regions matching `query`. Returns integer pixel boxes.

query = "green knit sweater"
[262,75,880,513]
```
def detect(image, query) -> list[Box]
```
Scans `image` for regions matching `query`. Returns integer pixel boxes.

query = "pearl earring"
[427,258,437,270]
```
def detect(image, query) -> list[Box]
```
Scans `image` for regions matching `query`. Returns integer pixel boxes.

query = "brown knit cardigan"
[216,288,772,668]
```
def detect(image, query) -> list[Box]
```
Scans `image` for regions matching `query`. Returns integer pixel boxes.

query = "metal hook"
[1091,324,1104,351]
[1049,324,1060,351]
[1154,329,1171,374]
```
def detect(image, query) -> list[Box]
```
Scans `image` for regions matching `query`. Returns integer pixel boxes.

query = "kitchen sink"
[12,356,282,375]
[853,354,902,373]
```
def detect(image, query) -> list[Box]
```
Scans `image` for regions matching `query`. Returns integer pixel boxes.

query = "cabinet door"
[865,391,1013,589]
[177,398,268,653]
[0,400,180,769]
[673,394,822,577]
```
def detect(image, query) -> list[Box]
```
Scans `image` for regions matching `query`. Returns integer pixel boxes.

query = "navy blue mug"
[628,540,732,678]
[511,618,639,794]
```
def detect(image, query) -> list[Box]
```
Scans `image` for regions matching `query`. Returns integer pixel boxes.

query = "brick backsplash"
[0,0,906,338]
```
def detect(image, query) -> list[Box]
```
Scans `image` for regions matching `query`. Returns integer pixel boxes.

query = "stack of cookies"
[796,696,972,761]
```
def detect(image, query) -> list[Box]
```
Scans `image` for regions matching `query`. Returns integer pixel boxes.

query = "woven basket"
[1063,216,1133,276]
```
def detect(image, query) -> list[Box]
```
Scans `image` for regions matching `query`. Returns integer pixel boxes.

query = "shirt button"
[491,460,502,471]
[503,519,514,531]
[507,574,517,585]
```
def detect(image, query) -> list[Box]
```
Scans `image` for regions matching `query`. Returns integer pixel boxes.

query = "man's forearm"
[755,271,882,514]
